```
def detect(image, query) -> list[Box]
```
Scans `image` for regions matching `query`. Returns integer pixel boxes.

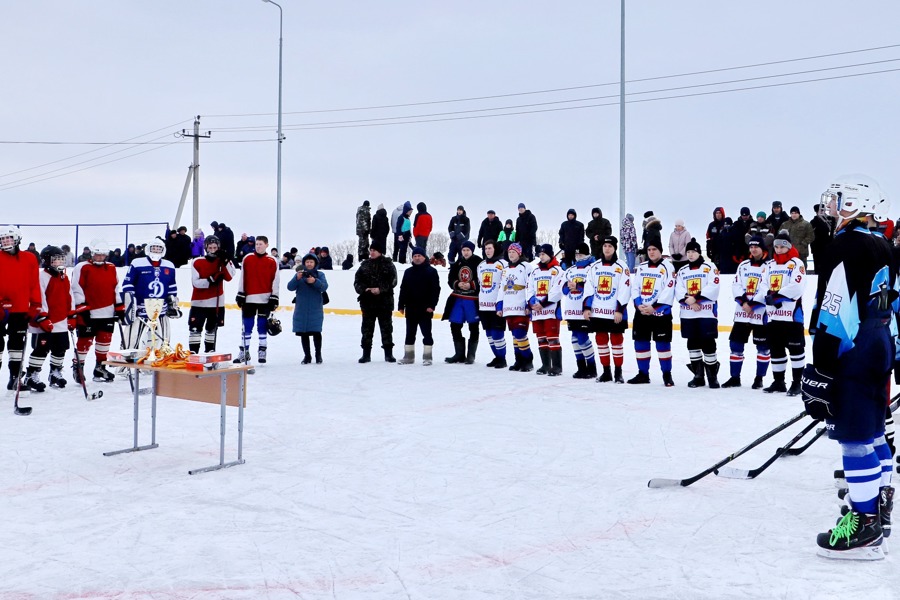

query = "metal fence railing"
[12,222,170,262]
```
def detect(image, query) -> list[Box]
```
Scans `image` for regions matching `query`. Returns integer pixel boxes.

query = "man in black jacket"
[353,239,398,363]
[447,206,471,263]
[766,200,789,234]
[558,208,585,268]
[397,246,441,365]
[212,221,236,265]
[477,210,503,249]
[809,202,834,274]
[585,207,612,259]
[515,203,538,261]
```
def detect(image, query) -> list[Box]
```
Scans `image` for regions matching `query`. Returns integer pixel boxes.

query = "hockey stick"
[648,410,807,488]
[783,426,826,456]
[13,350,32,416]
[714,418,820,479]
[69,330,103,401]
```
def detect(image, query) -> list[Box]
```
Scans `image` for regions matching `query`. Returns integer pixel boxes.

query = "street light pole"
[262,0,284,254]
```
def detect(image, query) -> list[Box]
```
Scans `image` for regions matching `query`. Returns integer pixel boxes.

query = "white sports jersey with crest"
[732,257,771,325]
[560,261,596,321]
[630,259,676,316]
[498,261,536,317]
[766,256,806,323]
[587,259,631,320]
[477,258,507,311]
[675,260,720,320]
[527,264,563,321]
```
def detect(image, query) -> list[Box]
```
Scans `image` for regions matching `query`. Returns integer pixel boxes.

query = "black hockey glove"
[764,293,783,309]
[236,292,246,308]
[207,274,223,285]
[800,364,835,420]
[267,294,279,313]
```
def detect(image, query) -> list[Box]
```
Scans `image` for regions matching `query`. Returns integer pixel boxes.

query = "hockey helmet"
[90,239,109,262]
[0,225,21,252]
[204,234,221,256]
[40,245,66,273]
[266,315,282,337]
[146,237,166,262]
[821,174,886,222]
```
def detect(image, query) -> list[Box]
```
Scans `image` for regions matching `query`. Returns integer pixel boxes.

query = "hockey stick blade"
[13,361,31,416]
[648,410,808,489]
[14,404,32,416]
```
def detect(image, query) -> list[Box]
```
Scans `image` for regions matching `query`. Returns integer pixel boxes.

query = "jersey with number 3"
[765,257,805,323]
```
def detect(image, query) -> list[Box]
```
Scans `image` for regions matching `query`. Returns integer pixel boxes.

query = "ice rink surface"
[2,312,899,599]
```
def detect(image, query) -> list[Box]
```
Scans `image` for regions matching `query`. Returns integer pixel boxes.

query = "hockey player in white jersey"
[496,243,535,372]
[477,240,508,368]
[628,238,676,386]
[560,243,597,379]
[764,231,807,395]
[527,244,564,376]
[587,236,631,383]
[674,238,721,388]
[722,235,771,389]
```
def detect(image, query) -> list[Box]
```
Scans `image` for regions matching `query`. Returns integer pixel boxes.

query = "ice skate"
[817,508,884,560]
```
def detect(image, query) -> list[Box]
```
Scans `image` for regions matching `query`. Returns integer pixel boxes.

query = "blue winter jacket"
[287,254,329,333]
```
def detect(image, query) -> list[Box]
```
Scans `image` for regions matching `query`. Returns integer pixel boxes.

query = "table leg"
[104,367,159,456]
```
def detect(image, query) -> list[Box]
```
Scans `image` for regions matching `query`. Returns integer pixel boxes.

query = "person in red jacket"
[71,240,122,383]
[413,202,432,250]
[23,246,75,391]
[0,225,42,390]
[235,235,279,364]
[189,235,235,353]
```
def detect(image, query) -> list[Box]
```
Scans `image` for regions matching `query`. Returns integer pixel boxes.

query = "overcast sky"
[3,1,900,253]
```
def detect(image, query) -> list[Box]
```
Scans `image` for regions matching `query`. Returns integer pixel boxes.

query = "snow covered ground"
[3,310,899,599]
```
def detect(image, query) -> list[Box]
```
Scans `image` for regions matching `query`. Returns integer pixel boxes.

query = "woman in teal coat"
[287,253,329,363]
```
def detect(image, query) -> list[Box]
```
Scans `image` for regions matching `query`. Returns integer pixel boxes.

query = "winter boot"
[24,368,46,393]
[722,376,742,388]
[300,336,312,364]
[423,345,433,366]
[508,354,522,372]
[548,350,563,376]
[704,362,720,389]
[486,357,501,368]
[93,364,115,382]
[764,372,787,393]
[492,356,507,369]
[881,486,894,538]
[518,356,534,372]
[465,338,479,365]
[572,359,588,379]
[786,368,803,396]
[358,347,372,363]
[233,347,249,364]
[596,365,613,383]
[627,371,650,384]
[662,371,675,387]
[384,346,396,363]
[398,345,416,365]
[445,339,466,364]
[687,361,705,388]
[258,346,267,364]
[816,508,884,560]
[751,376,764,390]
[536,347,550,375]
[49,367,67,389]
[315,351,323,364]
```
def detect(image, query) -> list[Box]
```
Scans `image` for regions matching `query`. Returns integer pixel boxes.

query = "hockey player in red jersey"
[0,225,42,389]
[23,246,75,391]
[189,235,235,353]
[70,240,122,383]
[235,235,279,364]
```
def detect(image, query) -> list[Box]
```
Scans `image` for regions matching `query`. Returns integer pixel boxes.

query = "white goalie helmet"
[90,239,110,262]
[146,237,166,262]
[0,225,21,252]
[821,174,887,222]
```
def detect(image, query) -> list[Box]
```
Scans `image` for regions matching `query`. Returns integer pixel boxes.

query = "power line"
[0,119,193,179]
[205,58,900,132]
[203,43,900,118]
[0,138,275,146]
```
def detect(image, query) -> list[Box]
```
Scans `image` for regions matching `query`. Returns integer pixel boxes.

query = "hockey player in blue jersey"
[121,237,181,351]
[803,175,896,560]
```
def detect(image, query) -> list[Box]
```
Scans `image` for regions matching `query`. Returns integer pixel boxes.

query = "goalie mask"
[40,245,66,274]
[821,174,887,224]
[146,238,166,262]
[0,225,21,253]
[90,240,109,264]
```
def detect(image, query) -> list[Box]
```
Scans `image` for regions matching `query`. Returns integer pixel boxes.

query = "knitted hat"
[644,236,663,252]
[601,235,618,250]
[411,246,426,258]
[686,238,702,254]
[576,242,590,255]
[774,231,792,247]
[756,211,767,219]
[674,218,685,227]
[790,206,800,214]
[740,206,751,216]
[539,243,554,257]
[748,235,764,247]
[461,240,476,252]
[508,242,523,256]
[487,209,496,215]
[518,202,526,210]
[772,200,782,208]
[370,239,386,254]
